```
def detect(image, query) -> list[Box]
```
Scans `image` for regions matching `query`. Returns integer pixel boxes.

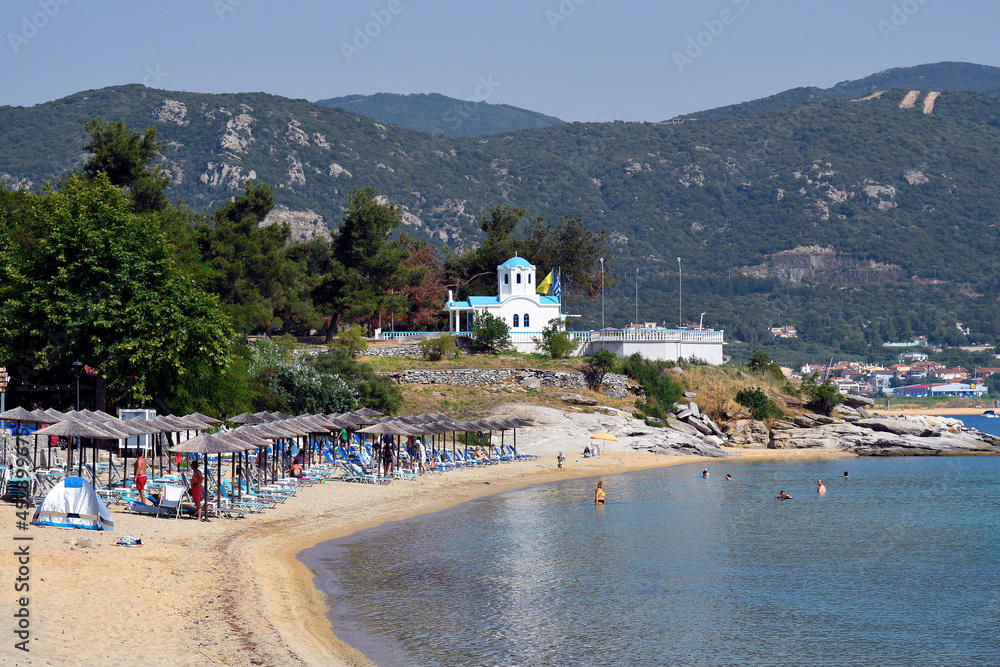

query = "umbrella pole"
[217,454,222,511]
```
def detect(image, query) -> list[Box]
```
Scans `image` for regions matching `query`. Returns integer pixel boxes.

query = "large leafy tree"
[317,187,412,341]
[196,181,317,335]
[446,204,525,299]
[82,119,170,213]
[520,214,615,302]
[0,174,232,409]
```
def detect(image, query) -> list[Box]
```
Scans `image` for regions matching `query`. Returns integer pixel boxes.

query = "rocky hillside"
[4,66,1000,347]
[315,92,564,137]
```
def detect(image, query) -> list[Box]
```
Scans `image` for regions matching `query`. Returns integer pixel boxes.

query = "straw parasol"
[169,433,246,518]
[356,421,414,436]
[187,412,223,425]
[354,407,383,418]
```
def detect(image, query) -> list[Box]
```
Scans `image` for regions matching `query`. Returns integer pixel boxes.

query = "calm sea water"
[303,455,1000,667]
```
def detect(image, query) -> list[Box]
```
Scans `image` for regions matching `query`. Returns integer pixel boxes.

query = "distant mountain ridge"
[679,62,1000,119]
[315,92,564,137]
[4,62,1000,347]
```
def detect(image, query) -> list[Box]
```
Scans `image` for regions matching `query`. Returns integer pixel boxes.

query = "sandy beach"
[1,445,853,667]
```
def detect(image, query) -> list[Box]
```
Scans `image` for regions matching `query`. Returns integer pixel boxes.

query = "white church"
[443,254,726,362]
[445,255,561,352]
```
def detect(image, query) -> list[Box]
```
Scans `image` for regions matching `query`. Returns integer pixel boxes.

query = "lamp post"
[0,366,8,415]
[677,257,682,328]
[599,257,605,330]
[699,312,706,330]
[71,361,84,410]
[635,268,639,326]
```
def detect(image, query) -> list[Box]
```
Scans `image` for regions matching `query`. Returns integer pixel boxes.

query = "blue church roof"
[499,256,532,269]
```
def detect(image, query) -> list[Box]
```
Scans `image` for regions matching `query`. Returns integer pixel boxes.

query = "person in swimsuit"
[595,481,606,505]
[844,471,849,479]
[725,474,732,481]
[702,468,709,478]
[133,454,149,505]
[817,479,827,495]
[290,461,304,478]
[775,490,792,500]
[557,452,565,469]
[191,461,204,521]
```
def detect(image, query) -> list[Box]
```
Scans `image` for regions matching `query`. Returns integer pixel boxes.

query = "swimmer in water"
[595,481,606,506]
[844,471,849,479]
[725,474,732,481]
[817,479,827,495]
[775,490,792,500]
[702,468,709,478]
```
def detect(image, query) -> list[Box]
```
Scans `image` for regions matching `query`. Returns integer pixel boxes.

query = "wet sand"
[0,447,852,666]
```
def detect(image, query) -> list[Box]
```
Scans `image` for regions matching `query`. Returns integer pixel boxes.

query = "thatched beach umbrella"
[0,406,40,464]
[169,432,245,518]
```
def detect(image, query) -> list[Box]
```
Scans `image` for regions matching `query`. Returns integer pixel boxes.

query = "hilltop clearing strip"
[923,91,940,114]
[899,90,920,108]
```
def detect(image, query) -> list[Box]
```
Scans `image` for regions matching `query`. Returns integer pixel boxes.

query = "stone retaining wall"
[360,344,423,357]
[380,367,631,399]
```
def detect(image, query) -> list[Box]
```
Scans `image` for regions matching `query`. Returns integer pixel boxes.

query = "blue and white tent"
[31,477,115,531]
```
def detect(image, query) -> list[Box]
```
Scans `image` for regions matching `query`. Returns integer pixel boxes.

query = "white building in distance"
[445,255,561,352]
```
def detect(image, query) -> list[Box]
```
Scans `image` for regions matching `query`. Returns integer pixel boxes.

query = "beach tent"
[31,476,115,531]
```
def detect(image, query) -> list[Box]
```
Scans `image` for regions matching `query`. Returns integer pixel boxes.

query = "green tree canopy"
[317,186,413,340]
[0,174,232,409]
[196,181,317,335]
[82,118,170,213]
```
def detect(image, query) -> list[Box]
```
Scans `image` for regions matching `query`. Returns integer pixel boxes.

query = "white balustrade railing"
[569,328,724,344]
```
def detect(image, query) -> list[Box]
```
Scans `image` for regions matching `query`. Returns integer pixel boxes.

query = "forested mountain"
[314,92,564,136]
[680,62,1000,119]
[3,64,1000,353]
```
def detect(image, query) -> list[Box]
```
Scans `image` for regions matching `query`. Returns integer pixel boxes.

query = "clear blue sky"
[2,0,999,121]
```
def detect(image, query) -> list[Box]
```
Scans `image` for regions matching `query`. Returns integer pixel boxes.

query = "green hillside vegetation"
[681,62,1000,119]
[315,92,564,136]
[3,65,1000,358]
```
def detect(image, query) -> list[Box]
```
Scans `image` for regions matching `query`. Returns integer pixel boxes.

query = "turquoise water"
[303,456,1000,666]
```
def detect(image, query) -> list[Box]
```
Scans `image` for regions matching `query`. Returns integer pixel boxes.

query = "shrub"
[747,349,770,374]
[735,387,784,421]
[420,333,461,361]
[765,362,786,383]
[471,311,511,352]
[332,324,368,358]
[533,317,579,359]
[584,348,616,390]
[800,373,844,416]
[617,352,684,421]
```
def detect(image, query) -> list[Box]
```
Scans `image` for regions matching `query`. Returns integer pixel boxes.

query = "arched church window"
[513,314,520,327]
[504,274,509,285]
[516,273,522,284]
[524,313,530,328]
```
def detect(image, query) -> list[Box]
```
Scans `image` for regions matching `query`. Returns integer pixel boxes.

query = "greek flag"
[553,267,562,301]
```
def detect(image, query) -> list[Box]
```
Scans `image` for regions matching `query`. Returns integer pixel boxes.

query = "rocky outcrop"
[767,416,998,455]
[724,419,770,447]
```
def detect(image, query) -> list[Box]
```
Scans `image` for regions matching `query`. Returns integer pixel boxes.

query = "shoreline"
[0,447,854,666]
[240,447,855,667]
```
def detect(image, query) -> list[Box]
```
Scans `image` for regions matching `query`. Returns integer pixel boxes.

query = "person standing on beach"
[191,461,204,521]
[595,481,606,506]
[557,452,565,469]
[817,479,827,495]
[133,453,149,505]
